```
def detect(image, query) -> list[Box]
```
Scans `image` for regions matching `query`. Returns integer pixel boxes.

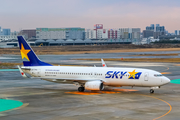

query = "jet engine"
[85,81,104,90]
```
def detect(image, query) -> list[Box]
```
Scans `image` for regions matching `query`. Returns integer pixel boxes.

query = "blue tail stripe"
[17,36,52,66]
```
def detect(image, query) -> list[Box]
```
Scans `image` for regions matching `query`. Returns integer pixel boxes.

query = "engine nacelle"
[85,81,104,90]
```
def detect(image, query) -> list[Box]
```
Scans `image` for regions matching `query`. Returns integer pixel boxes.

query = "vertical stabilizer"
[17,36,52,66]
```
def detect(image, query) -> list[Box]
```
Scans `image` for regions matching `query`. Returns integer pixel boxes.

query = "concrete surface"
[0,61,180,120]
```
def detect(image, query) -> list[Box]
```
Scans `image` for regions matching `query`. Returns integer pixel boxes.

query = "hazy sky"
[1,0,180,32]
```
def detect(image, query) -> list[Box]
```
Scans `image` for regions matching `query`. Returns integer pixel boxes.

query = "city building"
[146,24,165,32]
[175,30,180,35]
[93,24,108,39]
[119,28,140,39]
[108,29,120,39]
[86,25,108,39]
[96,29,108,39]
[86,29,108,39]
[85,29,96,39]
[146,24,155,31]
[36,28,85,40]
[19,29,36,39]
[144,24,165,38]
[143,30,154,38]
[156,24,165,32]
[132,28,141,39]
[0,26,11,35]
[153,31,166,39]
[0,26,16,41]
[0,35,18,41]
[86,27,140,40]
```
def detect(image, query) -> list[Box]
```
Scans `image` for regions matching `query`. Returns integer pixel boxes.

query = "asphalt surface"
[2,50,180,64]
[0,60,180,120]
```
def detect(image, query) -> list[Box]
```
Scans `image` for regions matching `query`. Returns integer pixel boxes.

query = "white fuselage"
[22,66,170,87]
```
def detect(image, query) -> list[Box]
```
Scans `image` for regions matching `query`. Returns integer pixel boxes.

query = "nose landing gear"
[150,89,154,93]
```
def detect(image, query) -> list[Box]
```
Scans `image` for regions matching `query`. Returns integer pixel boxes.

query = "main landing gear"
[150,89,154,93]
[78,87,85,92]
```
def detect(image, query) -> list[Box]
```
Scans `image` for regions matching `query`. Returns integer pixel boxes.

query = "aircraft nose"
[162,77,170,84]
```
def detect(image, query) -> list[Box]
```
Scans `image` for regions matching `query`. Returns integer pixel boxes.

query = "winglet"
[101,59,107,67]
[17,65,28,78]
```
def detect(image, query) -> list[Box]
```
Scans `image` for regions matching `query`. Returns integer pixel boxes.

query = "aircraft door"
[144,72,148,81]
[37,69,41,77]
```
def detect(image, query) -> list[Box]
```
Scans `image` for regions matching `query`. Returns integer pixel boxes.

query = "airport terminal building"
[36,28,85,40]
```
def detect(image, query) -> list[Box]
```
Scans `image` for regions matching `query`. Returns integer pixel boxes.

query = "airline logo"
[20,43,31,61]
[128,70,142,79]
[105,69,142,79]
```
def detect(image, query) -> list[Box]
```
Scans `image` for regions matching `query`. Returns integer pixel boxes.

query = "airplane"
[17,36,170,93]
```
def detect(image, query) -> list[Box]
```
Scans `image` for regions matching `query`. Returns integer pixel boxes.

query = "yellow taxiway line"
[140,94,172,120]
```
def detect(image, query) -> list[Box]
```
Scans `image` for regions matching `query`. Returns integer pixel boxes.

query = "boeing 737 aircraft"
[17,36,170,93]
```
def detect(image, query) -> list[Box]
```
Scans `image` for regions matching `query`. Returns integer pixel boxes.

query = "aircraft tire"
[150,89,154,93]
[78,87,85,92]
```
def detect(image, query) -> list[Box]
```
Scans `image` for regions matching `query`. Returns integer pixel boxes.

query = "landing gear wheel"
[150,89,154,93]
[78,87,85,92]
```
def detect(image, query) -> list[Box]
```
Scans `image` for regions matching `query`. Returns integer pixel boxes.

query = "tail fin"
[17,36,52,66]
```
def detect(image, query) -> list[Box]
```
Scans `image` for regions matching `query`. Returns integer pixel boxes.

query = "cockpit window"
[154,74,163,77]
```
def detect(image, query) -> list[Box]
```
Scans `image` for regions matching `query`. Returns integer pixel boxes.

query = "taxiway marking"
[139,94,172,120]
[0,103,29,114]
[65,89,137,95]
[161,72,171,74]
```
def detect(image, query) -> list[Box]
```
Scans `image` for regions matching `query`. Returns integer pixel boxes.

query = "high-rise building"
[0,26,11,35]
[146,24,155,31]
[153,31,166,39]
[119,28,140,39]
[175,30,180,35]
[86,24,108,39]
[108,29,120,39]
[85,29,96,39]
[97,29,108,39]
[144,24,165,38]
[132,28,141,39]
[86,29,108,39]
[143,30,154,38]
[146,24,165,32]
[156,25,165,32]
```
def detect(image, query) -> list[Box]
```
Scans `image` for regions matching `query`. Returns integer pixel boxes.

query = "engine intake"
[85,81,104,90]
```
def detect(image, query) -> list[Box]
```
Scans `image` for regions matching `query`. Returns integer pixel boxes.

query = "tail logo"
[20,43,31,61]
